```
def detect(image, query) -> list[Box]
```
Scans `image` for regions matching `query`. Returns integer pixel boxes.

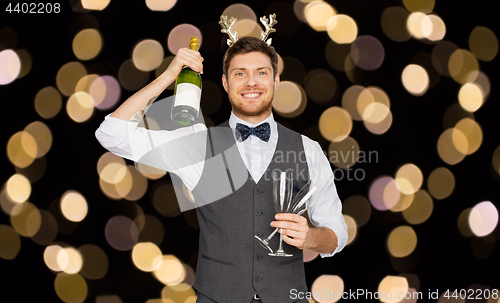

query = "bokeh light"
[73,29,102,60]
[34,86,63,119]
[304,1,336,31]
[56,62,87,97]
[78,244,109,280]
[167,24,202,55]
[369,176,401,211]
[437,128,466,165]
[133,39,164,72]
[381,7,411,42]
[105,216,139,251]
[395,163,423,195]
[402,189,433,225]
[319,107,352,142]
[387,226,417,257]
[448,49,479,84]
[222,3,256,22]
[118,59,150,91]
[311,275,344,303]
[469,26,498,61]
[66,92,95,122]
[422,14,446,41]
[427,167,455,200]
[403,0,435,13]
[305,69,338,105]
[402,64,429,96]
[406,12,427,39]
[378,276,409,303]
[81,0,110,10]
[351,36,384,70]
[233,19,261,39]
[0,49,21,85]
[10,201,41,237]
[60,190,88,222]
[328,136,360,168]
[24,121,52,158]
[5,174,31,203]
[458,83,484,112]
[272,81,306,118]
[62,247,83,274]
[327,14,357,44]
[54,273,88,303]
[154,255,186,285]
[0,225,21,260]
[7,131,37,168]
[344,215,357,245]
[32,210,58,246]
[132,242,163,272]
[15,48,32,78]
[469,201,498,237]
[146,0,177,11]
[453,118,482,155]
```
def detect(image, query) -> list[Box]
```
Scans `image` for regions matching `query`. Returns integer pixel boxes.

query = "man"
[96,36,347,303]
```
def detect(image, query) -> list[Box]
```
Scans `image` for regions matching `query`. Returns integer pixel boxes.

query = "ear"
[222,74,229,93]
[274,72,280,89]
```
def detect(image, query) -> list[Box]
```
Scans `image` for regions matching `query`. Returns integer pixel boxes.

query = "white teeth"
[243,93,260,98]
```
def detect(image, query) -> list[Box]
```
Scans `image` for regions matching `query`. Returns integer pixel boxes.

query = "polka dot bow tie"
[235,122,271,142]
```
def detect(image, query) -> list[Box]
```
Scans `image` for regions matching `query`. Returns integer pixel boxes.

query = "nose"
[245,74,258,87]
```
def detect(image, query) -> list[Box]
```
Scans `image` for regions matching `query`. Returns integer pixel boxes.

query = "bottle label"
[174,83,201,110]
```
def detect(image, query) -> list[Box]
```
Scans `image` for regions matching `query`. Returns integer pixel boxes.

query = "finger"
[281,234,304,248]
[275,213,305,223]
[280,228,306,240]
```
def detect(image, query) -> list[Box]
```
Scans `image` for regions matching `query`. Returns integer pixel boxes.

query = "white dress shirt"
[95,112,347,257]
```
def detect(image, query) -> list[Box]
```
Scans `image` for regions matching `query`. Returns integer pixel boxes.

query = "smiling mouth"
[241,92,262,98]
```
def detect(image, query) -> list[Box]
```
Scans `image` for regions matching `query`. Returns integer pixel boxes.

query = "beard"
[229,88,275,118]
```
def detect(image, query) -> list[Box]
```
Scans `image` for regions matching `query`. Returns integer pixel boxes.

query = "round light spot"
[6,174,31,203]
[81,0,110,10]
[89,75,121,110]
[233,19,261,39]
[319,107,352,142]
[44,245,66,272]
[15,48,32,78]
[469,26,498,61]
[54,273,88,303]
[311,275,344,302]
[458,83,484,112]
[344,215,357,245]
[437,128,466,165]
[448,49,479,84]
[421,15,446,41]
[378,276,409,303]
[402,190,433,224]
[469,201,498,237]
[105,216,139,251]
[167,24,202,55]
[66,92,94,122]
[63,247,83,274]
[272,81,306,118]
[34,86,63,119]
[304,1,336,31]
[132,242,163,272]
[133,39,164,72]
[381,7,411,42]
[0,225,21,260]
[0,49,21,85]
[342,195,371,227]
[10,201,41,237]
[305,69,338,105]
[427,167,455,200]
[454,118,482,155]
[56,62,87,97]
[60,190,88,222]
[7,131,37,168]
[118,59,150,91]
[387,226,417,258]
[402,64,429,96]
[407,12,427,39]
[369,176,401,211]
[351,35,384,70]
[78,244,109,280]
[73,29,102,60]
[154,255,185,285]
[395,163,423,195]
[327,14,358,44]
[403,0,434,13]
[146,0,177,11]
[222,3,256,22]
[328,136,360,168]
[24,121,52,158]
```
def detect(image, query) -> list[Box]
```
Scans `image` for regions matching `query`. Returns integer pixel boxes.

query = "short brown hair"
[223,37,278,78]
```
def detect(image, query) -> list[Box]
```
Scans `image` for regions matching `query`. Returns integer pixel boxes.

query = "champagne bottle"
[171,36,202,126]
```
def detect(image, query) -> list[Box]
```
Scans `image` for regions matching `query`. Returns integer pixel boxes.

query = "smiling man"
[96,35,347,303]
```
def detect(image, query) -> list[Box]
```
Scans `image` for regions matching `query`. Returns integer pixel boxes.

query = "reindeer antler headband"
[219,13,278,47]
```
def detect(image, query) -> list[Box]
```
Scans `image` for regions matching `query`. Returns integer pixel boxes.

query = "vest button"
[256,189,261,194]
[255,276,262,283]
[255,254,263,260]
[255,210,263,216]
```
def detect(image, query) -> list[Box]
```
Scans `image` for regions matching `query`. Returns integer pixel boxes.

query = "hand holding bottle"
[163,45,204,82]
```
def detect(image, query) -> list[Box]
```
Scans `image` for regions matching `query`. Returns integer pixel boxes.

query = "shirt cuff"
[318,223,348,258]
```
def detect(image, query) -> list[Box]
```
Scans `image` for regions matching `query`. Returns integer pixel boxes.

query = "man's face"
[222,51,280,121]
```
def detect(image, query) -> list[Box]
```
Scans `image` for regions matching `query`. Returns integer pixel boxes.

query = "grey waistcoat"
[191,121,310,303]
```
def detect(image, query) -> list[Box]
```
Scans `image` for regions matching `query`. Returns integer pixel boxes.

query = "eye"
[259,71,267,75]
[235,72,244,77]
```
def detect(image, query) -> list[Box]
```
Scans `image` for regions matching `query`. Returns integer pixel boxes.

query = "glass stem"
[278,229,284,251]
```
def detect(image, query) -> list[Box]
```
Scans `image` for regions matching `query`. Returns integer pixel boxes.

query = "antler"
[219,15,238,47]
[260,14,278,46]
